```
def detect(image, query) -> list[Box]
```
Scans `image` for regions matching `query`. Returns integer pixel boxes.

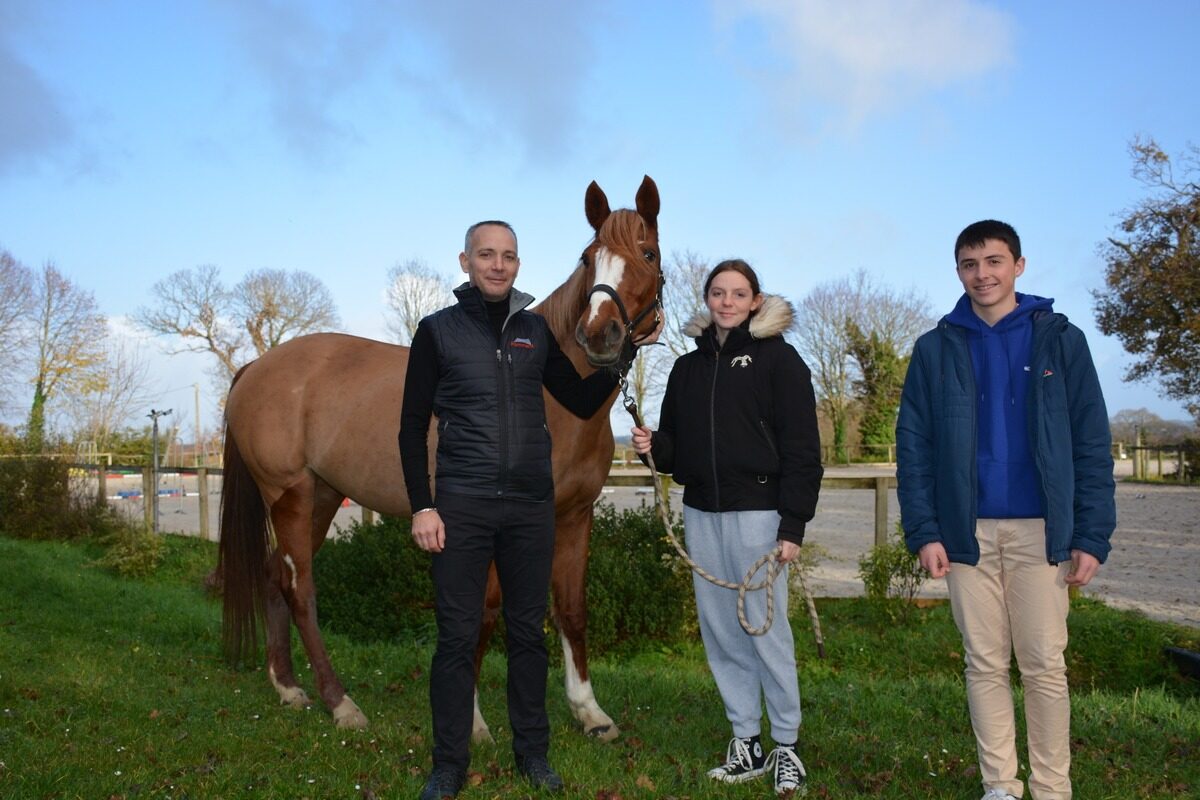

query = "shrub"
[309,502,701,654]
[0,458,107,540]
[93,521,165,577]
[313,515,436,643]
[858,520,927,620]
[585,500,697,654]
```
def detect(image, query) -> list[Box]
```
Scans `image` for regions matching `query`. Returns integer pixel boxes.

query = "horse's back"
[226,333,414,514]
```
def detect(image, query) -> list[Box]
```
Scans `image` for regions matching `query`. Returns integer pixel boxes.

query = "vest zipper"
[496,347,507,496]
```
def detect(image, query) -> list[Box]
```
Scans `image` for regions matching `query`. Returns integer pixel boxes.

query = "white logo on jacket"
[730,354,752,368]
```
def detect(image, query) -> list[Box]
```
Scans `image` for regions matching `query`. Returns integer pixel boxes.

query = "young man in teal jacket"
[897,220,1115,800]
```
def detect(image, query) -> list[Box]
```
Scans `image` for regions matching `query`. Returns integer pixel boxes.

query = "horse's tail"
[217,371,269,668]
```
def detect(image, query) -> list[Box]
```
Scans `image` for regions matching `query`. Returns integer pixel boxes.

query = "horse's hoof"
[587,724,619,742]
[332,695,368,730]
[277,686,311,709]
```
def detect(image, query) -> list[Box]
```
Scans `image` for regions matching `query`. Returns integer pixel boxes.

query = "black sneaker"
[766,745,807,796]
[515,754,564,793]
[706,736,767,784]
[418,766,465,800]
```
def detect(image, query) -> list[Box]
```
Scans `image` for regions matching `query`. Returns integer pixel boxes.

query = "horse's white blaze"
[283,553,298,592]
[471,690,494,744]
[587,247,626,324]
[560,633,618,740]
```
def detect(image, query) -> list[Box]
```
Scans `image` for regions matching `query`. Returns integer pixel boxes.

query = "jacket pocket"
[756,419,782,473]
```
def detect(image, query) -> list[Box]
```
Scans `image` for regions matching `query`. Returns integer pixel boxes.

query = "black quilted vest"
[425,285,554,502]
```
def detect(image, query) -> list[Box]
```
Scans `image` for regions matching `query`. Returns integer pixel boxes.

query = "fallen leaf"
[635,774,655,791]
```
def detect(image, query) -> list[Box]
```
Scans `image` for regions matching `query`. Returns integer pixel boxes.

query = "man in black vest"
[400,221,620,800]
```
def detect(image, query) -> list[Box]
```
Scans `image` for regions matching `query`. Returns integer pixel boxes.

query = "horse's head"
[574,175,662,368]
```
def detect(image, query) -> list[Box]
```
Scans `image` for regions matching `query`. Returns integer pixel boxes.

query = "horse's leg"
[265,551,310,709]
[270,473,368,730]
[263,478,342,711]
[470,562,502,743]
[551,505,619,741]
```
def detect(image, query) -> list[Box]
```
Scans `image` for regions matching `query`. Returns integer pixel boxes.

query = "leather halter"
[585,268,664,375]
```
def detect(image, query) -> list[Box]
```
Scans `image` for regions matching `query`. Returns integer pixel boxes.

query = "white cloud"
[715,0,1015,132]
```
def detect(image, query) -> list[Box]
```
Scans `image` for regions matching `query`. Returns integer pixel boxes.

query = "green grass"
[0,534,1196,799]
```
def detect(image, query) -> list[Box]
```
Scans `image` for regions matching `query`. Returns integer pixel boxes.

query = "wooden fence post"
[198,468,210,541]
[874,476,889,546]
[142,467,153,530]
[96,467,107,508]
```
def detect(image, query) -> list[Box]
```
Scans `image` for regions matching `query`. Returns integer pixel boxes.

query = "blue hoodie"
[944,292,1054,519]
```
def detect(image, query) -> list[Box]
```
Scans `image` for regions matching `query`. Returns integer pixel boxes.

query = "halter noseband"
[585,269,664,376]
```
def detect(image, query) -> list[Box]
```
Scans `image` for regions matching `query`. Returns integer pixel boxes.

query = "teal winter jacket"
[896,310,1115,565]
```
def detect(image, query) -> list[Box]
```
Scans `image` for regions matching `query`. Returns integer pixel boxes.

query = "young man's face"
[956,238,1025,323]
[460,224,519,302]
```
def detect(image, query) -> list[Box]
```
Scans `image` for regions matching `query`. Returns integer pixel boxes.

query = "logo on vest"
[511,337,535,350]
[730,354,752,368]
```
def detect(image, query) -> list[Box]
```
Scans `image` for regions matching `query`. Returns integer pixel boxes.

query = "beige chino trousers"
[946,518,1072,800]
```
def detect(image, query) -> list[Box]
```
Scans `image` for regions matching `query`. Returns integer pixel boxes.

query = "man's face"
[460,224,519,302]
[956,238,1025,321]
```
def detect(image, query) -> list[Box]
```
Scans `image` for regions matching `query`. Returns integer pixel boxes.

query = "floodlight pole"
[148,408,172,534]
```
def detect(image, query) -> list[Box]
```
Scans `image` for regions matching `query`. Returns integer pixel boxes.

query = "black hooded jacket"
[647,296,823,544]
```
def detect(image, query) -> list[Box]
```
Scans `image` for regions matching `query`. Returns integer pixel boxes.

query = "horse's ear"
[636,175,659,231]
[585,180,611,232]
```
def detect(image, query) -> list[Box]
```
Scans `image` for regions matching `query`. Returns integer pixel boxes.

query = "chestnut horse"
[218,176,661,739]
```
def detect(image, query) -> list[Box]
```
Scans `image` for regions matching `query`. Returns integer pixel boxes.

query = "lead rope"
[618,376,825,653]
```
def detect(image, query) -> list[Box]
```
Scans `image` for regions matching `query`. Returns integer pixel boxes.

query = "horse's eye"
[643,250,657,262]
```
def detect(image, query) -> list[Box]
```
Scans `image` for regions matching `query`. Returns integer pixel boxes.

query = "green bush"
[309,502,699,654]
[858,520,927,620]
[93,522,165,577]
[0,458,107,540]
[585,500,697,654]
[313,515,436,643]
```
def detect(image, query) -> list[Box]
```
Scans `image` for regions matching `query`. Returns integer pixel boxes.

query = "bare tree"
[791,269,933,459]
[385,259,454,344]
[134,265,245,377]
[27,263,107,451]
[660,250,710,358]
[59,335,157,452]
[0,250,35,412]
[236,268,342,354]
[136,265,342,380]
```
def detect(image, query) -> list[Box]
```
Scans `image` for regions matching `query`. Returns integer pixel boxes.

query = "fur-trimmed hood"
[682,294,794,339]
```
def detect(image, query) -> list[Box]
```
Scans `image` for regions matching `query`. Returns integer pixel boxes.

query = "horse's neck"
[534,263,595,375]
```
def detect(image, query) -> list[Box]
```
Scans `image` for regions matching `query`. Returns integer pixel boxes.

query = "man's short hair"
[464,220,517,254]
[955,220,1021,262]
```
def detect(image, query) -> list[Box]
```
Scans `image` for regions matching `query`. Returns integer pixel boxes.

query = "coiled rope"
[619,377,825,655]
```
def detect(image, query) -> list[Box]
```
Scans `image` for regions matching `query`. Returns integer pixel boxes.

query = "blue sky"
[2,0,1198,439]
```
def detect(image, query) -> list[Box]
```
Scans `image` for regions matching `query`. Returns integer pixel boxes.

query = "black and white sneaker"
[766,745,807,796]
[706,736,767,784]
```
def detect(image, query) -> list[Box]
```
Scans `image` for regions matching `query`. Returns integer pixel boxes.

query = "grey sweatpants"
[684,504,801,744]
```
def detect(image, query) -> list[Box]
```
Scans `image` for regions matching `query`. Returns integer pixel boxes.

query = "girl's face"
[706,270,763,333]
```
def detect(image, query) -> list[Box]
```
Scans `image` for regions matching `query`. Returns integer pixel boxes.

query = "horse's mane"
[535,209,655,348]
[536,261,590,347]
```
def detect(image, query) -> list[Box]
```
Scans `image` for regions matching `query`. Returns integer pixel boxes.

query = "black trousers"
[429,492,556,771]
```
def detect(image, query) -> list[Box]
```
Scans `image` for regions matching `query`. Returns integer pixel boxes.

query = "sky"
[2,0,1198,443]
